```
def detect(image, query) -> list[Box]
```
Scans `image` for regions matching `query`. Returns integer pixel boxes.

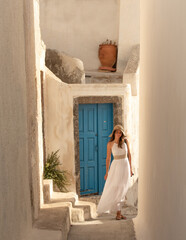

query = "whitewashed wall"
[134,0,186,239]
[44,68,76,192]
[40,0,139,72]
[40,0,120,71]
[117,0,140,72]
[0,1,33,239]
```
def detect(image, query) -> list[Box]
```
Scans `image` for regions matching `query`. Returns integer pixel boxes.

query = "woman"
[97,125,133,220]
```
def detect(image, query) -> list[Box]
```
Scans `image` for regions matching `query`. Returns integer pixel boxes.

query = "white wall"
[44,68,76,192]
[0,1,32,239]
[134,0,186,239]
[117,0,140,72]
[40,0,120,71]
[24,0,45,219]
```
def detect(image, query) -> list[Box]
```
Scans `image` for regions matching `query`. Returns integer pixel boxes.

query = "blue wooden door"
[98,104,113,194]
[79,103,113,195]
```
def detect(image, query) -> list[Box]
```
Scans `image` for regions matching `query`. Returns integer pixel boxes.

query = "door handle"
[95,134,98,136]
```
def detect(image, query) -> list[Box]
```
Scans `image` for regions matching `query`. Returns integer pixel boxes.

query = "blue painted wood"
[79,104,98,195]
[79,103,113,195]
[98,104,113,194]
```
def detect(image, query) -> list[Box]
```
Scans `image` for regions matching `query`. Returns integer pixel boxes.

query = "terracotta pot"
[98,44,117,72]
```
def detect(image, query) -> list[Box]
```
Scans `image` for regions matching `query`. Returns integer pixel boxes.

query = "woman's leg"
[116,203,121,219]
[116,202,126,220]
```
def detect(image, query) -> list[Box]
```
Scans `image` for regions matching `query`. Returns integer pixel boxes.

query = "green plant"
[44,150,69,192]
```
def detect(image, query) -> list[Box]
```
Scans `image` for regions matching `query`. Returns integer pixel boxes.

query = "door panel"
[98,104,113,194]
[79,104,98,195]
[79,103,113,195]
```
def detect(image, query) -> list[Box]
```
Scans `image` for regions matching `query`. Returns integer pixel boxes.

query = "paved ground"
[68,207,137,240]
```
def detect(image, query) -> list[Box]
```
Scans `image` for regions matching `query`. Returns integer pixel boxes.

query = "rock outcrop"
[45,49,85,84]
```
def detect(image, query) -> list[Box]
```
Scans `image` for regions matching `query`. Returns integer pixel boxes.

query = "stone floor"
[68,212,136,240]
[68,195,137,240]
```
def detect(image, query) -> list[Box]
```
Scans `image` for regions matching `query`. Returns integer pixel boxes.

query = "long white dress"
[97,142,130,213]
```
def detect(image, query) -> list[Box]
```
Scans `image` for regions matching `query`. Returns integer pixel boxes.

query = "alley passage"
[68,213,136,240]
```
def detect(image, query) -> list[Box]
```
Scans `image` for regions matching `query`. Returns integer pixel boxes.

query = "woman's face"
[114,129,122,139]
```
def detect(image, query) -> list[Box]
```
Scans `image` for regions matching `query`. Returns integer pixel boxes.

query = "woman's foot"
[120,214,127,220]
[116,211,126,220]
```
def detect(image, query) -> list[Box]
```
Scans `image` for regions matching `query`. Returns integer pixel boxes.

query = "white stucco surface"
[0,1,32,239]
[39,0,120,70]
[134,0,186,239]
[40,0,139,72]
[44,68,76,192]
[117,0,140,72]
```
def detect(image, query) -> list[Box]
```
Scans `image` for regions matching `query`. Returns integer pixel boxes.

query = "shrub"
[44,150,69,192]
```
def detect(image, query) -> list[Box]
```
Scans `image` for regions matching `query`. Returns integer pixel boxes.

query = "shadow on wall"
[126,178,138,208]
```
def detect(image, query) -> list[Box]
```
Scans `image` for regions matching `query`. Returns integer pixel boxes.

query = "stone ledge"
[34,205,71,240]
[123,45,140,96]
[85,70,123,84]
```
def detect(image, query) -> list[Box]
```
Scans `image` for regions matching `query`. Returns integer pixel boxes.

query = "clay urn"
[98,39,117,72]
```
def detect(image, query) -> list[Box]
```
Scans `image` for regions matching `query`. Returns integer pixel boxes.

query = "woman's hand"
[104,173,108,180]
[130,170,134,177]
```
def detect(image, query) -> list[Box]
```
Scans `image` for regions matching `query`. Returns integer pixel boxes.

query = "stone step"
[43,179,97,223]
[43,179,53,203]
[50,191,78,206]
[79,195,101,206]
[43,179,78,205]
[74,200,97,220]
[33,203,70,240]
[41,202,85,223]
[71,207,84,222]
[49,195,97,222]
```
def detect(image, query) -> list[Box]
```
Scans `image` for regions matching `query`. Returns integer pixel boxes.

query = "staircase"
[33,179,97,240]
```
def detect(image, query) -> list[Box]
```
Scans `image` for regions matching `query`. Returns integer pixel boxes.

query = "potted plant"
[43,150,70,192]
[98,39,117,72]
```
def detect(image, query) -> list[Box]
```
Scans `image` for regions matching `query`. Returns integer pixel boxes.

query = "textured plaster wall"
[117,0,140,72]
[125,94,139,207]
[0,0,47,238]
[24,0,45,219]
[44,68,76,192]
[39,0,139,72]
[39,0,119,70]
[0,1,32,239]
[123,46,140,206]
[134,0,186,239]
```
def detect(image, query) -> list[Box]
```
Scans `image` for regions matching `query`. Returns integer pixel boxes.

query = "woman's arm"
[125,139,134,177]
[104,142,112,180]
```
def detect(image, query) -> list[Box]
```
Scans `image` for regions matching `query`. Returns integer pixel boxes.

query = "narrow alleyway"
[68,204,137,240]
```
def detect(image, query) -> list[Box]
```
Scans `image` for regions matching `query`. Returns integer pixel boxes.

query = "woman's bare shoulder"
[107,141,114,148]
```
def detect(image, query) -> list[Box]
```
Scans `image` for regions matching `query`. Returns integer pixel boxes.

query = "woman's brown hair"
[109,130,125,148]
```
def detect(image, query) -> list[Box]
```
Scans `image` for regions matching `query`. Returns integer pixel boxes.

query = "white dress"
[97,142,130,213]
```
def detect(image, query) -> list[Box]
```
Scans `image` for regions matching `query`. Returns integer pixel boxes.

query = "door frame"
[73,96,123,196]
